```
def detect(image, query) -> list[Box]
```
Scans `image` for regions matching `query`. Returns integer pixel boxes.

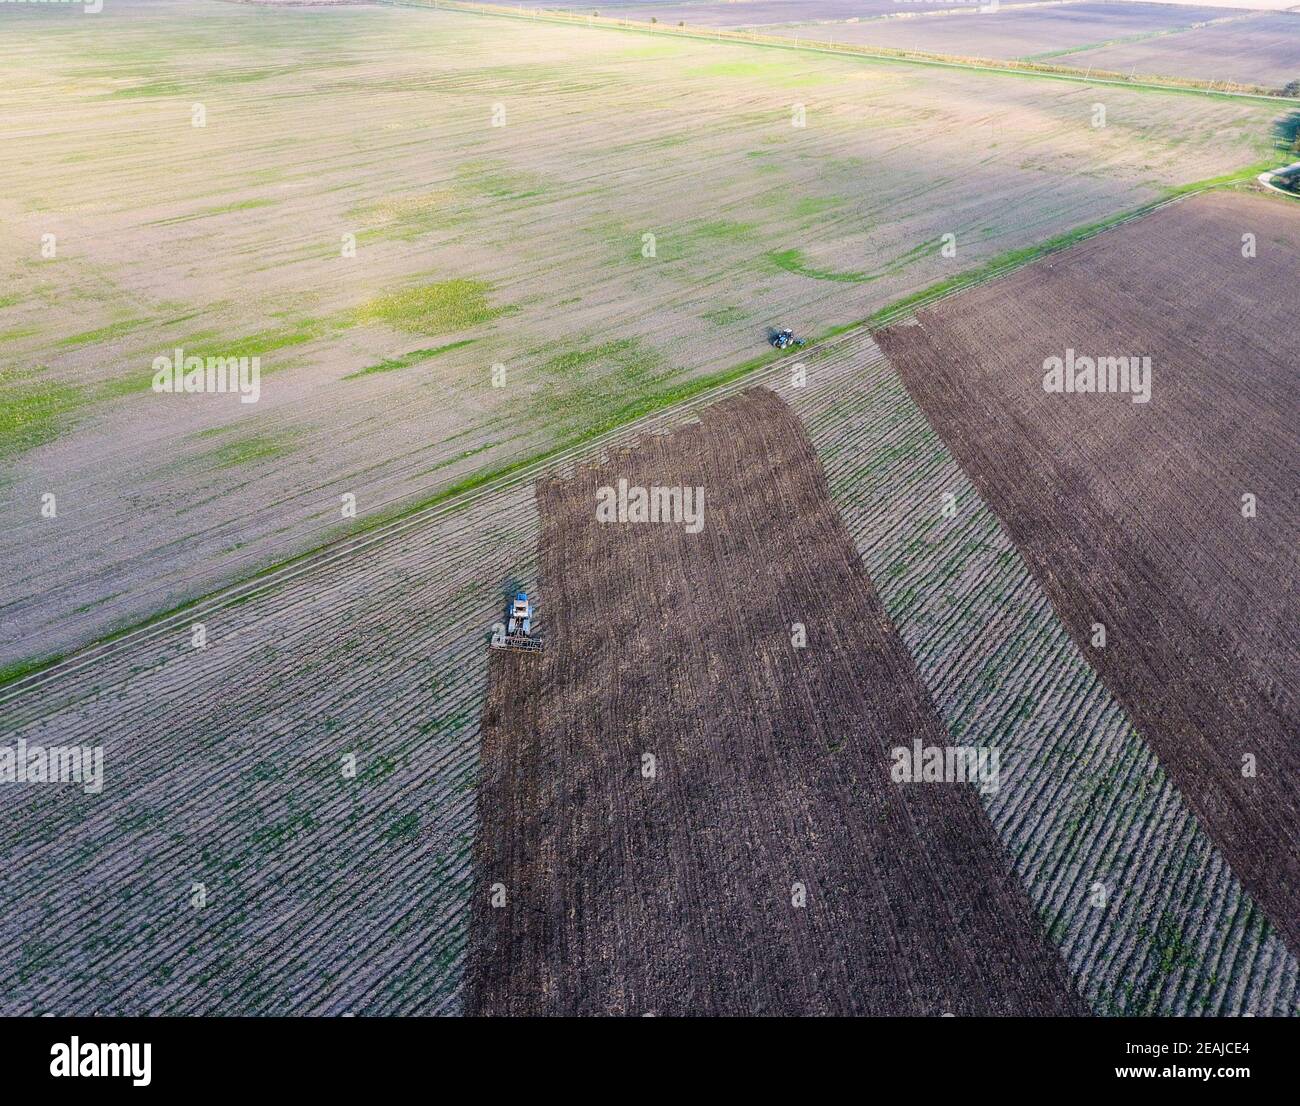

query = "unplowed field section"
[762,3,1244,60]
[468,388,1082,1016]
[1068,12,1300,89]
[878,191,1300,955]
[1,0,1277,668]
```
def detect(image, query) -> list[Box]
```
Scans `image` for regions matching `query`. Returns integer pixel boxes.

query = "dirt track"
[877,191,1300,955]
[467,388,1083,1016]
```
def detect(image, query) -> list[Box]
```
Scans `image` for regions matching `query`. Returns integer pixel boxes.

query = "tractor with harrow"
[491,591,543,653]
[768,326,806,351]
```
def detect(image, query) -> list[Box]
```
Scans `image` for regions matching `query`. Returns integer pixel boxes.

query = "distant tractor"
[769,326,806,351]
[492,591,543,653]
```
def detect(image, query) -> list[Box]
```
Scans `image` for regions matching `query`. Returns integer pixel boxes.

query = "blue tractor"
[507,592,532,637]
[493,591,543,653]
[769,326,806,351]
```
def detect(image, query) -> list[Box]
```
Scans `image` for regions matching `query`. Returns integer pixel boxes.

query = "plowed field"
[467,388,1083,1016]
[877,190,1300,955]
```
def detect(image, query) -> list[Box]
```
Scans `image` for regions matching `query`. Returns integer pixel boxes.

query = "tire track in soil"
[468,387,1084,1016]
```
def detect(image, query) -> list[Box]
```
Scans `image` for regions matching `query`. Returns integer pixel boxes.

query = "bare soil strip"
[876,191,1300,956]
[467,388,1083,1016]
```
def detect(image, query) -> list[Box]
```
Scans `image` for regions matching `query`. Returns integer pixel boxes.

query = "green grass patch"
[343,338,477,380]
[685,61,771,80]
[617,218,759,263]
[767,248,872,283]
[188,424,241,441]
[889,237,944,269]
[191,431,299,471]
[0,652,65,687]
[354,279,509,336]
[106,80,188,99]
[683,59,832,88]
[0,369,86,461]
[94,372,157,402]
[105,65,296,100]
[0,322,319,458]
[537,338,645,379]
[528,338,679,433]
[1163,160,1280,197]
[353,189,464,240]
[185,319,329,363]
[384,812,420,843]
[791,196,842,218]
[150,198,277,226]
[56,317,150,350]
[690,219,756,242]
[94,318,311,401]
[454,159,547,202]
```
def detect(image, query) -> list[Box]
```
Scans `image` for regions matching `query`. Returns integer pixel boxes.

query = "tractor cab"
[508,592,532,636]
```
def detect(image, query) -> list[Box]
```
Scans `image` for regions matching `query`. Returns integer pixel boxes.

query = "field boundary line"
[382,0,1297,104]
[0,173,1271,701]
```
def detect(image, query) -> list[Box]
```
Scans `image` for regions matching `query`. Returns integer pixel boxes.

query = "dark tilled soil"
[877,191,1300,955]
[467,387,1084,1016]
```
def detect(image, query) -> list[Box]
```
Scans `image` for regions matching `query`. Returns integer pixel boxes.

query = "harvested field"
[468,387,1083,1016]
[876,190,1300,955]
[1067,12,1300,89]
[0,0,1280,673]
[761,3,1247,60]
